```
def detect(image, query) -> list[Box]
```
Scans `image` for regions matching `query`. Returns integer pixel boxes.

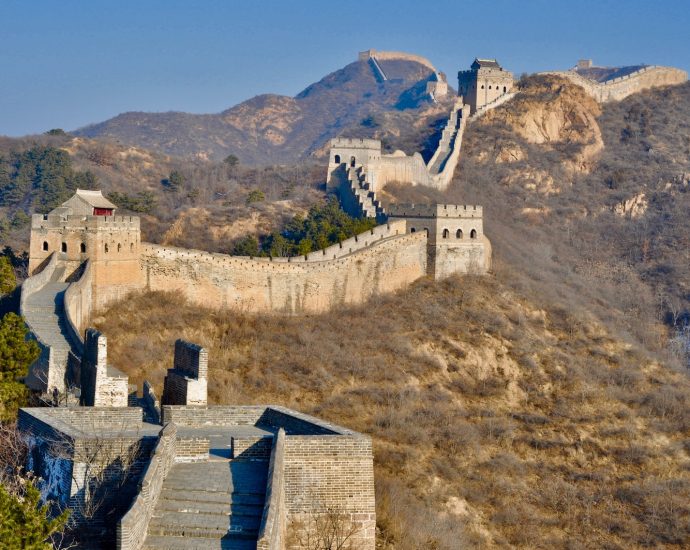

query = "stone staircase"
[144,459,269,550]
[347,166,386,222]
[428,107,462,174]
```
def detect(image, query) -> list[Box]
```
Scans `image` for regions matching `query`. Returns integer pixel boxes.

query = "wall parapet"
[63,260,92,353]
[257,428,286,550]
[117,423,177,550]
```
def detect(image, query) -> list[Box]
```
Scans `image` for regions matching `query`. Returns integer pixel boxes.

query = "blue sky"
[1,0,689,136]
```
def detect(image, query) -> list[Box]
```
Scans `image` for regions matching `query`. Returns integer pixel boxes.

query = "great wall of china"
[542,64,687,102]
[15,51,689,550]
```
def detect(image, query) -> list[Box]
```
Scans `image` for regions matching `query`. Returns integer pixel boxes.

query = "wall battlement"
[387,204,484,218]
[32,214,140,230]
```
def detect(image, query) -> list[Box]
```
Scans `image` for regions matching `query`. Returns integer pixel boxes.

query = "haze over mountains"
[74,57,451,164]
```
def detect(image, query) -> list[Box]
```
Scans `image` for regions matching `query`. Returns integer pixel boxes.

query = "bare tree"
[288,504,360,550]
[46,420,142,527]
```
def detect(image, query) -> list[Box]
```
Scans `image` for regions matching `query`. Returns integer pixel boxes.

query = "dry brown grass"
[96,274,690,549]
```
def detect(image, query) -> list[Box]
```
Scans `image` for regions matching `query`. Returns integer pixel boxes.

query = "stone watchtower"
[457,58,514,114]
[29,189,143,309]
[387,204,491,279]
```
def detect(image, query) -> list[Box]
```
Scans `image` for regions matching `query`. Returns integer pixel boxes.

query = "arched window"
[117,243,121,252]
[470,229,477,239]
[334,154,341,164]
[442,228,449,239]
[42,241,49,251]
[503,86,507,93]
[105,244,109,253]
[481,85,485,89]
[350,156,356,167]
[61,242,67,253]
[456,229,463,239]
[410,228,416,233]
[488,85,492,89]
[130,243,134,252]
[80,243,86,253]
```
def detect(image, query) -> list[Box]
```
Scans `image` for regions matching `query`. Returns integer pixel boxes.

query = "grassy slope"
[96,274,690,549]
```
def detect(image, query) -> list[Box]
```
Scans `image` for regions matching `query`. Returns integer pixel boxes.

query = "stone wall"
[117,424,177,550]
[63,260,92,347]
[543,65,687,103]
[140,230,427,314]
[161,405,266,427]
[80,329,129,407]
[257,428,286,550]
[358,49,436,71]
[162,340,208,407]
[284,435,376,549]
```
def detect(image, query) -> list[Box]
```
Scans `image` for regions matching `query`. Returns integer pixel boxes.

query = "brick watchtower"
[29,189,144,309]
[457,58,514,114]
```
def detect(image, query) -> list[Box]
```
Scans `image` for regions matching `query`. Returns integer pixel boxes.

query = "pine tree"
[0,482,69,549]
[0,313,39,421]
[0,256,16,297]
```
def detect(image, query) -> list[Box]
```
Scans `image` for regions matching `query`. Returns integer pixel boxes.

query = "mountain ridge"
[73,58,452,164]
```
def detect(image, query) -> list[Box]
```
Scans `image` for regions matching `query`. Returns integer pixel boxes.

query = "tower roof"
[471,58,501,70]
[71,189,117,210]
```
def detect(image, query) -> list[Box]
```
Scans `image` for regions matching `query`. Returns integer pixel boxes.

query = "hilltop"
[73,57,454,164]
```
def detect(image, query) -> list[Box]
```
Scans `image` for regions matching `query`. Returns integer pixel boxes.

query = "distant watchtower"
[457,58,514,114]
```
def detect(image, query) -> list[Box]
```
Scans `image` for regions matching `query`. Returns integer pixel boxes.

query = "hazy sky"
[1,0,689,136]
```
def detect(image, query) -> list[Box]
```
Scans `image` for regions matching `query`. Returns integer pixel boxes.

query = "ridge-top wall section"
[140,230,427,314]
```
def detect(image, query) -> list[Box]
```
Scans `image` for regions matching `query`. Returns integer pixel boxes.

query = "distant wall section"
[543,65,688,102]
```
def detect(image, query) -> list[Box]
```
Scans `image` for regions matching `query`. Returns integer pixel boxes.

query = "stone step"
[148,511,261,538]
[159,489,265,507]
[144,534,258,550]
[156,499,263,517]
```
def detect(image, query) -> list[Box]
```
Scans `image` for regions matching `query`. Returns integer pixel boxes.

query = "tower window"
[61,242,67,253]
[105,244,109,253]
[117,243,121,252]
[80,243,86,253]
[334,154,341,163]
[42,241,49,251]
[456,229,463,239]
[503,86,507,92]
[130,243,134,252]
[470,229,477,239]
[442,228,449,239]
[350,156,356,167]
[410,228,416,233]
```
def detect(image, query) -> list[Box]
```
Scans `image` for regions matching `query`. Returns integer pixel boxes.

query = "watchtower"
[387,204,491,279]
[29,189,143,308]
[457,58,514,114]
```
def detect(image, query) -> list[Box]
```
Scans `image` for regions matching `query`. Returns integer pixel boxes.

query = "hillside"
[73,58,454,164]
[87,75,690,549]
[95,275,690,549]
[384,75,690,368]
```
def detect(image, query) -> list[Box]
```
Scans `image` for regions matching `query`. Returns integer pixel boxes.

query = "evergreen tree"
[0,482,69,549]
[0,257,16,296]
[0,313,39,421]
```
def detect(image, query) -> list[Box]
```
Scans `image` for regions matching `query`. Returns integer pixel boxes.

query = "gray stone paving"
[144,458,268,549]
